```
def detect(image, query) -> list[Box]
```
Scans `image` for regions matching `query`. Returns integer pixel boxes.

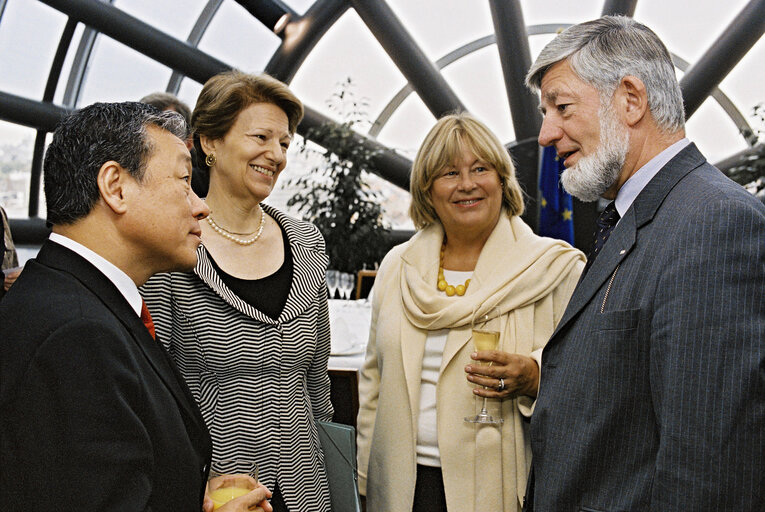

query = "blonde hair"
[409,113,525,229]
[192,70,304,171]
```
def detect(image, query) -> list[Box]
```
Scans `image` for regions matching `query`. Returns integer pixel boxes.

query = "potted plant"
[287,78,391,273]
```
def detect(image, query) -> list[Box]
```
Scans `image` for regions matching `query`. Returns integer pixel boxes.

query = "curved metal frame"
[264,0,349,84]
[233,0,296,36]
[1,0,762,243]
[166,0,224,95]
[680,0,765,119]
[27,18,79,217]
[61,0,116,108]
[349,0,464,118]
[601,0,638,16]
[369,27,756,147]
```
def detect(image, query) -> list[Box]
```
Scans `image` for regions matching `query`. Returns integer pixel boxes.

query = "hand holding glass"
[207,460,268,511]
[465,306,504,424]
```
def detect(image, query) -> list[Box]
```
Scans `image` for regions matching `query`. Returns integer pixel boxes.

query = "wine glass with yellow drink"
[208,460,264,511]
[464,305,504,425]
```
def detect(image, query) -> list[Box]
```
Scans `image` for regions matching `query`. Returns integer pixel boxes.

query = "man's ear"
[618,75,649,127]
[97,161,131,215]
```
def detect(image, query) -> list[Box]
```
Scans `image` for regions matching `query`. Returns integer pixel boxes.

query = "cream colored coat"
[356,214,584,512]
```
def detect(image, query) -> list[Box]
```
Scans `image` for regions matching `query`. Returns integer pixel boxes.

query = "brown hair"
[191,70,304,171]
[408,112,525,230]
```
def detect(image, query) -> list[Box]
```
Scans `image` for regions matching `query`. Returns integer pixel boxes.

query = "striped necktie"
[583,201,620,275]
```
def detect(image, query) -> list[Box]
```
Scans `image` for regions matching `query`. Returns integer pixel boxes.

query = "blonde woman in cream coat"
[356,113,584,512]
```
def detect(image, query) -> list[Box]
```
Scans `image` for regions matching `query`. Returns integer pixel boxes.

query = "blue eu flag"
[538,145,574,244]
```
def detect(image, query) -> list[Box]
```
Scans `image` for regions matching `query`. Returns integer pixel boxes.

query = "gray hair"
[526,15,685,133]
[140,91,192,138]
[44,101,188,225]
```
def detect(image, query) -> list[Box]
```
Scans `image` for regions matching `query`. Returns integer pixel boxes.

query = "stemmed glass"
[326,269,339,299]
[464,305,504,425]
[339,272,355,300]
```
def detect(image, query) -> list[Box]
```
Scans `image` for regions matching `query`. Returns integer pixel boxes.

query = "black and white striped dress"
[141,205,333,511]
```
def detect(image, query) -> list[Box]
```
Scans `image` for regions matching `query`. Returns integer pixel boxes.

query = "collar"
[49,232,142,317]
[615,138,690,217]
[192,203,328,324]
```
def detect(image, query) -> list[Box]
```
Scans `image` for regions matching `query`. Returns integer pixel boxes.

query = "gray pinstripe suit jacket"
[527,143,765,511]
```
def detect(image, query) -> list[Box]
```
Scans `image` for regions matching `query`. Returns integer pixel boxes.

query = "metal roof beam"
[489,0,541,229]
[265,0,349,84]
[0,91,69,132]
[26,19,80,218]
[0,98,412,197]
[11,0,413,195]
[601,0,638,16]
[233,0,295,36]
[167,0,224,95]
[349,0,465,118]
[39,0,230,84]
[489,0,540,141]
[301,107,412,190]
[680,0,765,119]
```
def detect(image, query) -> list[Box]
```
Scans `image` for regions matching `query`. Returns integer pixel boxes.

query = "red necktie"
[140,300,156,340]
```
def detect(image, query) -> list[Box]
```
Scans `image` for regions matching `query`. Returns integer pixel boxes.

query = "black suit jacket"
[0,211,5,299]
[0,241,212,510]
[527,144,765,511]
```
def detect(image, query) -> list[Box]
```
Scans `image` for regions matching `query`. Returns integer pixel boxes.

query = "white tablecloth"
[327,299,371,370]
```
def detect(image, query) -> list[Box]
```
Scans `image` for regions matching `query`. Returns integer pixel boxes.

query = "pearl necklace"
[206,205,266,246]
[437,242,470,296]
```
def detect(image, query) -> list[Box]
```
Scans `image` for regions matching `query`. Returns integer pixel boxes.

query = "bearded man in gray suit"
[522,15,765,511]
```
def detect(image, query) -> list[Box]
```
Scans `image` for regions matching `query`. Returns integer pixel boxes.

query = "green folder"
[317,421,362,512]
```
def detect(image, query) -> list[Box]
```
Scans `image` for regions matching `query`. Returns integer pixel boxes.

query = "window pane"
[177,78,204,112]
[76,38,173,106]
[0,1,67,99]
[197,1,281,73]
[0,122,36,218]
[115,0,209,42]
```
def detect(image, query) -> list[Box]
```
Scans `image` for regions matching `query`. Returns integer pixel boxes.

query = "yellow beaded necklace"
[437,241,470,296]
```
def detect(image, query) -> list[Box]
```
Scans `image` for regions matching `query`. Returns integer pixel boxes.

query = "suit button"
[202,462,210,476]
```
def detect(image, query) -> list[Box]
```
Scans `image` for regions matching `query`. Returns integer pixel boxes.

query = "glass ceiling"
[1,0,763,232]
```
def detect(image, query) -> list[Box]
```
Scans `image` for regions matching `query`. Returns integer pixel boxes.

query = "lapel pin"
[619,250,626,255]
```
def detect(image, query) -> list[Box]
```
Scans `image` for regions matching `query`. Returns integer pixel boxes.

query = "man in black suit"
[523,16,765,511]
[0,102,270,510]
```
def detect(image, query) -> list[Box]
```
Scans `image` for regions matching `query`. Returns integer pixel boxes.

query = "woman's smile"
[249,164,275,177]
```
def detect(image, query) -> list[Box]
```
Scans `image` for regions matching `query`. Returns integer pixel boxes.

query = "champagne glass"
[465,305,504,425]
[326,269,339,299]
[339,272,355,300]
[208,460,262,511]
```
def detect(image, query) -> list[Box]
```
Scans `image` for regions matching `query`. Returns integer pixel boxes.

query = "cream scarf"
[401,212,583,329]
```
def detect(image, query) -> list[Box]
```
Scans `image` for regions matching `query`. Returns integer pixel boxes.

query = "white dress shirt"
[614,138,691,218]
[49,232,142,317]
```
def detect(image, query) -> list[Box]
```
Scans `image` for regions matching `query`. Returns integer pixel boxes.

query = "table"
[326,299,371,427]
[327,299,371,371]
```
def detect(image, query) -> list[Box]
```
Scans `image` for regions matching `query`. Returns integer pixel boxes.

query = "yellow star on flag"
[541,197,548,208]
[561,209,573,221]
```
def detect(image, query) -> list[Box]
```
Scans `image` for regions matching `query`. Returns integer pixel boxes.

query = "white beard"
[560,105,629,202]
